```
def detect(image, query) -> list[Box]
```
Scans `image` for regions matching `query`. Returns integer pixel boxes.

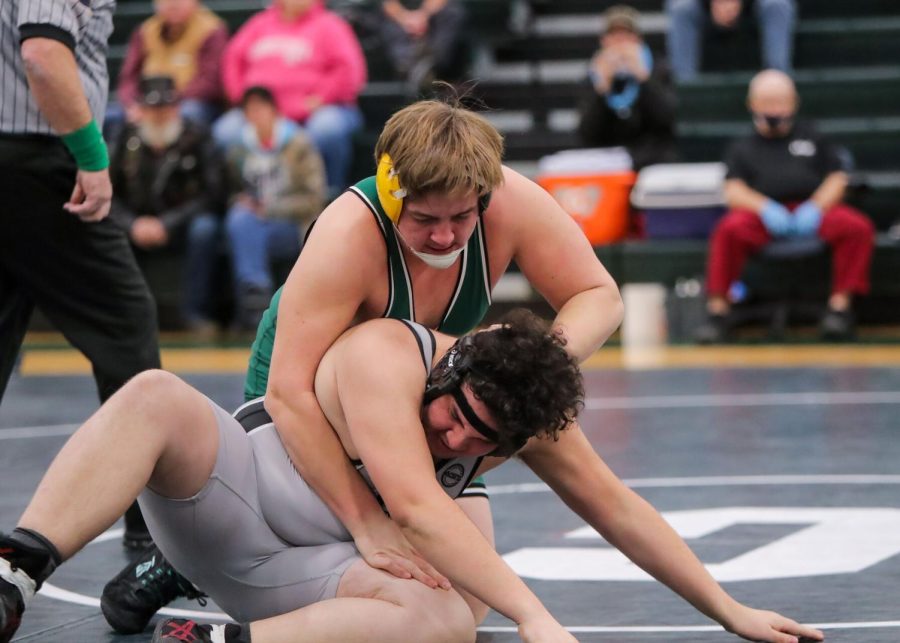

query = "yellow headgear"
[375,153,407,223]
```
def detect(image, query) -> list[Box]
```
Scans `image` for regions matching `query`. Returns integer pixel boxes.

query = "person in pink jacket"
[213,0,367,198]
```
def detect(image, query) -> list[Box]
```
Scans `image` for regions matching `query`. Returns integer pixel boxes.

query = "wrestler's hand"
[518,615,578,642]
[724,604,824,643]
[355,515,451,590]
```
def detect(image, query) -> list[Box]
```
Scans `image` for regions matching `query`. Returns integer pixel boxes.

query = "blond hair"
[374,99,505,198]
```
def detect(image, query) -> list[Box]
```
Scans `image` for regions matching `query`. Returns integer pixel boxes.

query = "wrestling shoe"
[152,619,249,643]
[0,556,35,643]
[101,544,206,634]
[152,618,214,642]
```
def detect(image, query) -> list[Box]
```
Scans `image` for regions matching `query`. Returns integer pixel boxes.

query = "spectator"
[379,0,469,89]
[216,0,367,199]
[109,76,225,334]
[577,5,678,170]
[110,0,228,128]
[665,0,796,82]
[225,86,326,331]
[696,70,875,343]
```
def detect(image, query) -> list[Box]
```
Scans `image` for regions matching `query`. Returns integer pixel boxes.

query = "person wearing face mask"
[577,5,678,170]
[99,96,626,634]
[108,75,226,334]
[695,70,875,343]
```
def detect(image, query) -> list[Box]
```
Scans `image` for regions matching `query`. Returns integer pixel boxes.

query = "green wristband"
[61,120,109,171]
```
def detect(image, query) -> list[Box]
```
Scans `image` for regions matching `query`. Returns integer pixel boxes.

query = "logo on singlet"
[440,464,466,488]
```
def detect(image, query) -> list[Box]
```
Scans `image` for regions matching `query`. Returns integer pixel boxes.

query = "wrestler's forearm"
[395,498,555,627]
[552,285,624,362]
[530,437,738,629]
[588,486,740,627]
[268,392,386,534]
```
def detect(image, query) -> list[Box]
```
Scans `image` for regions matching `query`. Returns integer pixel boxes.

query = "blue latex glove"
[758,200,793,237]
[793,200,823,236]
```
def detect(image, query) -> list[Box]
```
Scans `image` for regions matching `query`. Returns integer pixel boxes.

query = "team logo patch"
[440,463,466,488]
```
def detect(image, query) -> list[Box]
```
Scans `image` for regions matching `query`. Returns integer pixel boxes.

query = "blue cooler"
[631,163,727,239]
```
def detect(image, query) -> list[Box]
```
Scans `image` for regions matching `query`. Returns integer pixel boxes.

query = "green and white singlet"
[244,176,493,400]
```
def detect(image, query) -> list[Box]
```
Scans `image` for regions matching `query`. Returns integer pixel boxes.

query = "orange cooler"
[537,171,636,244]
[536,147,636,245]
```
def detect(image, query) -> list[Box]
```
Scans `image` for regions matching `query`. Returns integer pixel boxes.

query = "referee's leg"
[0,137,161,544]
[0,138,161,400]
[0,267,35,399]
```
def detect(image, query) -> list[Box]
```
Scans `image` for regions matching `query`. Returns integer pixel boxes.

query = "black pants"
[0,134,161,403]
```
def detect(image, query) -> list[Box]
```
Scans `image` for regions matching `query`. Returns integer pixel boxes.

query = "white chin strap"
[411,246,464,269]
[394,226,463,270]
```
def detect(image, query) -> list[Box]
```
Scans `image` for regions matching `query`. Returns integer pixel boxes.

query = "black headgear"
[423,335,527,458]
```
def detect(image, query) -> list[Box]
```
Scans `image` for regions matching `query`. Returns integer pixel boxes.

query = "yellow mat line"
[18,344,900,375]
[21,348,251,375]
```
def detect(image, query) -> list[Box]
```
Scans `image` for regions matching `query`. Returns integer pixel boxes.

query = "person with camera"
[576,5,678,171]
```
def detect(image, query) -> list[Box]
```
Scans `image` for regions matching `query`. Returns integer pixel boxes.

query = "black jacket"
[109,120,224,236]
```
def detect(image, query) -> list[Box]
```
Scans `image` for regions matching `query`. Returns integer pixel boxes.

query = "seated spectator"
[109,76,225,334]
[577,5,678,171]
[215,0,367,199]
[110,0,228,129]
[665,0,796,82]
[696,70,875,343]
[379,0,469,90]
[224,86,326,331]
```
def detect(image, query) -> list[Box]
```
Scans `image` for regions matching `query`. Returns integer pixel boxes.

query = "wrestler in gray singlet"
[137,320,484,622]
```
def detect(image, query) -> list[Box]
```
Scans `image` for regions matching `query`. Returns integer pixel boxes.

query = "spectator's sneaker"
[101,545,206,634]
[151,618,216,642]
[0,556,35,643]
[694,313,730,344]
[820,308,855,341]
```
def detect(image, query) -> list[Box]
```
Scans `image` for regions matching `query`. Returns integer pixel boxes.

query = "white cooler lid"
[537,147,633,176]
[631,162,727,208]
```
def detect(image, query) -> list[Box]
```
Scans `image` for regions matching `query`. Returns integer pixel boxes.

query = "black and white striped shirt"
[0,0,114,135]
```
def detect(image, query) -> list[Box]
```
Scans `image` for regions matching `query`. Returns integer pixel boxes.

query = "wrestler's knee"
[338,560,476,642]
[414,584,476,643]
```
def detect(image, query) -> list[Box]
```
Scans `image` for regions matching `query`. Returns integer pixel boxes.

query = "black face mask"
[753,112,793,132]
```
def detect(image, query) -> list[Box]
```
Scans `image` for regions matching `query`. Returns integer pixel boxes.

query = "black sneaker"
[151,618,214,642]
[820,308,855,341]
[694,313,730,344]
[0,556,34,643]
[101,545,206,634]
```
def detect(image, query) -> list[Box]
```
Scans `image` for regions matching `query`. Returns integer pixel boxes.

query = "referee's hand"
[64,169,112,222]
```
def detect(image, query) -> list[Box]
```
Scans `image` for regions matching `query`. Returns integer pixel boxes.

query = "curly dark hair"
[462,309,584,455]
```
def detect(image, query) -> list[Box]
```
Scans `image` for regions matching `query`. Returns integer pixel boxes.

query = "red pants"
[706,202,875,297]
